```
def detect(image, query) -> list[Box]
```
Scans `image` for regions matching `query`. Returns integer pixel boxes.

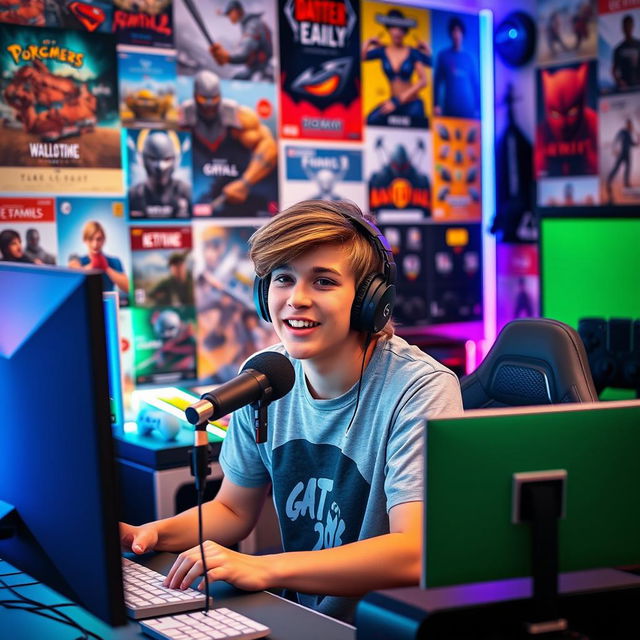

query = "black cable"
[0,581,39,589]
[345,331,373,435]
[0,578,104,640]
[197,488,210,614]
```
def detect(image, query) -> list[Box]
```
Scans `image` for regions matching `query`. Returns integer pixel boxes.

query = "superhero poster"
[130,225,194,308]
[598,93,640,204]
[281,143,366,210]
[56,196,131,306]
[536,0,597,66]
[192,220,277,384]
[112,0,174,48]
[535,61,599,178]
[598,3,640,95]
[431,9,480,121]
[178,77,279,218]
[361,1,431,129]
[0,197,57,264]
[125,128,192,220]
[278,0,362,141]
[365,127,432,221]
[0,0,112,33]
[118,46,178,129]
[431,117,481,221]
[496,242,539,332]
[537,176,599,206]
[174,0,277,81]
[131,305,197,385]
[0,24,122,193]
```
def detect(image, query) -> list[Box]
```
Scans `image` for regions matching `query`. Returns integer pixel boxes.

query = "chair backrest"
[461,318,599,409]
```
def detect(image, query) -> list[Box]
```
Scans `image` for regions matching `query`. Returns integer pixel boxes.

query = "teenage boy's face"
[268,243,360,366]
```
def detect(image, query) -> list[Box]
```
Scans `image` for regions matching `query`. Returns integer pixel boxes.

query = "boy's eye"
[272,274,292,284]
[316,277,337,287]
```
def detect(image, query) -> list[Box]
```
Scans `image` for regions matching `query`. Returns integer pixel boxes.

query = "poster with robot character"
[178,76,279,218]
[118,46,178,128]
[361,1,432,129]
[278,0,362,141]
[0,197,58,264]
[366,127,432,221]
[281,144,366,210]
[112,0,174,48]
[55,196,130,306]
[125,128,192,220]
[0,0,113,32]
[0,24,121,194]
[174,0,277,81]
[192,219,277,384]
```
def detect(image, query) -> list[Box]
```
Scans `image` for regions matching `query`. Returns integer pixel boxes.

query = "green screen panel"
[540,218,640,329]
[424,402,640,588]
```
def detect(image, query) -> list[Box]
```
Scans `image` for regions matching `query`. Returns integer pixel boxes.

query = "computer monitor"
[423,400,640,589]
[0,263,127,626]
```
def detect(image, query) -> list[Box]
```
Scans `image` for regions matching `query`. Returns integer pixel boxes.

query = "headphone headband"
[338,211,397,288]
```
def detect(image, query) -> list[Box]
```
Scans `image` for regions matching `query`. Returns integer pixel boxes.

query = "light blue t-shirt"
[219,334,463,622]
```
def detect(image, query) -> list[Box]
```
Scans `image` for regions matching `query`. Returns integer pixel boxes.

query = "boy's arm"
[120,478,271,554]
[163,501,422,596]
[269,500,422,595]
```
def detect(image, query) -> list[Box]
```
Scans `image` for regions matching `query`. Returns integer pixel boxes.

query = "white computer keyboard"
[139,608,271,640]
[122,556,209,619]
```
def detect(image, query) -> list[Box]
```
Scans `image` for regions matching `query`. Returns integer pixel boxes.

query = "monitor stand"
[355,471,640,639]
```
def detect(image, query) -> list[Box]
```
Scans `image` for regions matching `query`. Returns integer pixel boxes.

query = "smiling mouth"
[284,319,321,329]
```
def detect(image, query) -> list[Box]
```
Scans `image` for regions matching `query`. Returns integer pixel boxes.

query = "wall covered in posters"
[0,0,485,392]
[535,0,640,211]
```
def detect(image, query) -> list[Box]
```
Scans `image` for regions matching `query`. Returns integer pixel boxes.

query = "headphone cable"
[345,331,373,435]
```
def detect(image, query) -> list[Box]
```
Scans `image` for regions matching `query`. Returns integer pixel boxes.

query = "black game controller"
[578,317,640,396]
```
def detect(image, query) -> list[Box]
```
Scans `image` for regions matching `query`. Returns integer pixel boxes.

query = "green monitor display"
[423,400,640,589]
[540,217,640,330]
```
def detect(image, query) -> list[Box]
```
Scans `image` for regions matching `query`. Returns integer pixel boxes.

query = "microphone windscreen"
[241,351,295,401]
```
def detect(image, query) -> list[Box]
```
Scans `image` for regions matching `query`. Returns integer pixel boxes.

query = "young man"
[120,200,463,622]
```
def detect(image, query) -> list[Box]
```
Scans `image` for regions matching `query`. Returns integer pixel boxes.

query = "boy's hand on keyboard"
[163,540,273,593]
[120,521,159,555]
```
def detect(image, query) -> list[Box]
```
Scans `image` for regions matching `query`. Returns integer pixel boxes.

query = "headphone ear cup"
[253,275,271,323]
[351,272,385,332]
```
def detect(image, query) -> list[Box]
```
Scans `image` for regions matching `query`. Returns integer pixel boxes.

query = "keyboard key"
[122,557,209,620]
[139,608,270,640]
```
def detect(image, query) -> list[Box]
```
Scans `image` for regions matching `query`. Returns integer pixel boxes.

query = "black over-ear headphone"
[253,212,396,333]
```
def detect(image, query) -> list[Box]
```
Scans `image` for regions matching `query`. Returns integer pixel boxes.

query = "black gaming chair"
[461,318,599,409]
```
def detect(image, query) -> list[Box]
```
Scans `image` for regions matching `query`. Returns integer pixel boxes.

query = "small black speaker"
[495,11,536,68]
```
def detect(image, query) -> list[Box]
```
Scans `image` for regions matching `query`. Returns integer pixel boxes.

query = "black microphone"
[186,352,294,496]
[185,351,295,426]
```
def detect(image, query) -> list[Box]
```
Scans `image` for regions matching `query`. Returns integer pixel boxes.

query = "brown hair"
[249,199,394,336]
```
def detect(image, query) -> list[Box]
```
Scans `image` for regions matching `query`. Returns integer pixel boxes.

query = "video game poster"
[112,0,174,48]
[0,24,122,193]
[278,0,362,141]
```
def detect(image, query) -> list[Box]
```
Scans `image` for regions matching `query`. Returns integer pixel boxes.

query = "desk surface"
[1,554,355,640]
